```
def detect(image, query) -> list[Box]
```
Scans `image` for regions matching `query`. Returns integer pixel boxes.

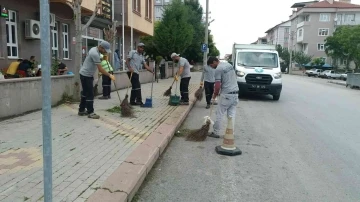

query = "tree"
[140,22,162,60]
[208,34,220,56]
[325,25,360,69]
[181,0,204,62]
[311,57,325,67]
[67,0,101,100]
[153,0,194,57]
[293,51,312,68]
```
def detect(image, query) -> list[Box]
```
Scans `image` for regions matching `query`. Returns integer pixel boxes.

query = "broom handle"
[126,72,133,95]
[113,81,122,103]
[151,72,154,99]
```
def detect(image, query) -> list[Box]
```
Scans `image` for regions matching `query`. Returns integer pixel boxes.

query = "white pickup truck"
[306,69,323,77]
[232,44,282,100]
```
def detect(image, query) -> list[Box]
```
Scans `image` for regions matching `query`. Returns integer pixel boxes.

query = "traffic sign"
[201,44,208,52]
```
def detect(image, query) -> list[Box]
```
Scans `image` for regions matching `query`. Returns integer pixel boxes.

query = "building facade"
[289,0,360,68]
[154,0,185,21]
[265,20,291,48]
[0,0,154,72]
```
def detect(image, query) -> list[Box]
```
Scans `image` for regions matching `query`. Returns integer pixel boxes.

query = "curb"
[87,96,197,202]
[328,81,346,86]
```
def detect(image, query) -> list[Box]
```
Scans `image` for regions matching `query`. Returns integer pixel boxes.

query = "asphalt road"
[133,75,360,202]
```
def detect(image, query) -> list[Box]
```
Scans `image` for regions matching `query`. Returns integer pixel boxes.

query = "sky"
[197,0,360,57]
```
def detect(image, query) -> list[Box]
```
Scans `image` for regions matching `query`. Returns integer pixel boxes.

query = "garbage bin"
[160,64,166,79]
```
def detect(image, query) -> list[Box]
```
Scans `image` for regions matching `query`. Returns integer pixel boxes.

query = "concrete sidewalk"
[0,72,201,202]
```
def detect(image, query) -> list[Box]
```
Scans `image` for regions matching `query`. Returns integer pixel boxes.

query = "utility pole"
[289,31,295,74]
[130,0,133,51]
[122,0,125,70]
[39,0,52,201]
[203,0,209,66]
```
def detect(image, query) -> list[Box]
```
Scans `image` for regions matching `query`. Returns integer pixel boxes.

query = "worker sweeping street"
[78,40,115,119]
[98,54,114,100]
[171,53,191,105]
[207,56,239,138]
[200,64,217,109]
[126,43,154,106]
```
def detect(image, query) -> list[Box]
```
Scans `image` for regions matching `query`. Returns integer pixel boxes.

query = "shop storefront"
[81,26,104,62]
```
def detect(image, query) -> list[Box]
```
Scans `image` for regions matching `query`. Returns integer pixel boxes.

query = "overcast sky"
[198,0,360,57]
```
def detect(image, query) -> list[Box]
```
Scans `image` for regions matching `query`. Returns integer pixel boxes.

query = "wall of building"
[0,0,75,70]
[127,0,154,36]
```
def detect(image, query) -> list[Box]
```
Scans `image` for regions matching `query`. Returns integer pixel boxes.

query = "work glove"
[174,75,179,81]
[200,81,204,87]
[109,74,116,81]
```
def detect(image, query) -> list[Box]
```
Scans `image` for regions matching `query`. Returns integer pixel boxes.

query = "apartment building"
[154,0,185,21]
[0,0,154,71]
[289,0,360,68]
[114,0,154,60]
[265,20,291,48]
[251,36,268,45]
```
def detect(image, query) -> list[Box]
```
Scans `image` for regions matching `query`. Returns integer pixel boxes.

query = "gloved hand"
[200,81,204,87]
[109,74,116,81]
[174,75,179,81]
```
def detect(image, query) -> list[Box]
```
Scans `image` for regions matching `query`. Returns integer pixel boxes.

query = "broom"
[186,102,214,141]
[194,84,204,101]
[163,73,178,97]
[120,72,134,117]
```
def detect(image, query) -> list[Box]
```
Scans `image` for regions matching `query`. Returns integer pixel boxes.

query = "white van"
[231,44,282,101]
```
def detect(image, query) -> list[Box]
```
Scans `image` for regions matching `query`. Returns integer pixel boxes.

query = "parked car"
[307,69,323,77]
[340,71,352,81]
[319,70,331,78]
[328,70,341,79]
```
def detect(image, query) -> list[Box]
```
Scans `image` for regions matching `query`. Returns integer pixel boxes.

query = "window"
[237,52,278,68]
[165,0,169,2]
[284,36,289,42]
[6,10,18,58]
[304,15,310,21]
[298,29,303,37]
[133,0,140,12]
[51,22,59,58]
[318,28,329,36]
[320,13,330,22]
[145,0,152,20]
[345,14,355,21]
[340,59,347,65]
[285,28,290,33]
[156,0,161,3]
[318,44,325,51]
[62,24,69,59]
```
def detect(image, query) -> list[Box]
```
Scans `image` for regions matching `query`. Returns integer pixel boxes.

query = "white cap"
[171,53,180,58]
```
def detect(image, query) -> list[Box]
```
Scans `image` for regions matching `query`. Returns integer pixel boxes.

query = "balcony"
[297,21,310,28]
[335,20,360,26]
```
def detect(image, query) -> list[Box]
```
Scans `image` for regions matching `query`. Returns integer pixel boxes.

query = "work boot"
[206,104,210,109]
[208,132,220,138]
[78,111,88,116]
[88,113,100,119]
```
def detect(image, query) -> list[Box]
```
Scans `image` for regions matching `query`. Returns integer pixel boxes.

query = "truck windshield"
[237,52,278,68]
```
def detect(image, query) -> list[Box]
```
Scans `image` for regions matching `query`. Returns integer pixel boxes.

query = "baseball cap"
[100,41,111,53]
[171,53,180,58]
[138,43,145,47]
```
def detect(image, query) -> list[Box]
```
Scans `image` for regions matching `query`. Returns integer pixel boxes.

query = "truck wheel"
[273,94,280,101]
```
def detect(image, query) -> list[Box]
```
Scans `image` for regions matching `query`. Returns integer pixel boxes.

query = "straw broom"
[194,86,204,101]
[163,73,178,97]
[186,103,214,141]
[121,72,134,117]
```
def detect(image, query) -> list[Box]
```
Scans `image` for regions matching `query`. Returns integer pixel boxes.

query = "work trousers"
[127,72,142,103]
[204,81,215,105]
[180,77,191,102]
[102,74,112,97]
[79,74,95,114]
[213,94,238,135]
